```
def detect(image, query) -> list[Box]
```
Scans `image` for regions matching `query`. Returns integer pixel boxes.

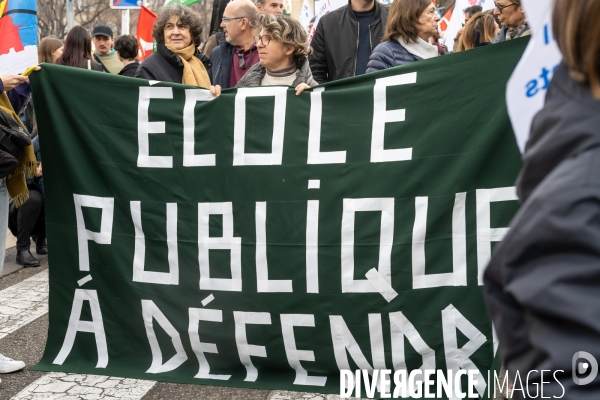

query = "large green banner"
[30,39,525,398]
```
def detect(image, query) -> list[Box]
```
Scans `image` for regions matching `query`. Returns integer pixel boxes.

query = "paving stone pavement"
[11,373,156,400]
[0,270,48,340]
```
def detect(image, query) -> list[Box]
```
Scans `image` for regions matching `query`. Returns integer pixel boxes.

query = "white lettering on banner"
[131,201,179,285]
[330,314,386,392]
[234,311,272,382]
[73,194,114,272]
[183,89,217,167]
[371,73,416,163]
[389,312,436,376]
[476,187,518,285]
[307,88,346,164]
[198,202,243,292]
[442,304,487,399]
[142,299,188,373]
[341,198,394,293]
[256,202,293,292]
[188,308,231,380]
[280,314,327,386]
[53,289,108,368]
[412,193,467,289]
[233,87,288,166]
[306,200,319,294]
[138,87,174,168]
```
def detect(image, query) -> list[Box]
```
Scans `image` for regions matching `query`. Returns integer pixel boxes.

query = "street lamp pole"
[66,0,75,30]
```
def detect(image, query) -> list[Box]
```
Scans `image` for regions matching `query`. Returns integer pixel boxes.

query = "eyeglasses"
[493,1,517,14]
[222,16,245,23]
[254,34,272,46]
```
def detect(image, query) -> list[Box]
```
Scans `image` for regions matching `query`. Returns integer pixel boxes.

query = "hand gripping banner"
[29,38,527,398]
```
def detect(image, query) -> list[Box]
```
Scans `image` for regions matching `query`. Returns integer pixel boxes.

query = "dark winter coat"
[208,38,233,88]
[308,0,389,83]
[365,40,421,73]
[483,62,600,399]
[118,60,140,78]
[235,59,318,88]
[135,42,211,83]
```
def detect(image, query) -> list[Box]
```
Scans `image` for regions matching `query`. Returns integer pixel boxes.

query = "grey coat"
[235,59,318,88]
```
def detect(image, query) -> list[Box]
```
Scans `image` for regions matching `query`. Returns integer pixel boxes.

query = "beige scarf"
[166,44,211,88]
[0,93,36,207]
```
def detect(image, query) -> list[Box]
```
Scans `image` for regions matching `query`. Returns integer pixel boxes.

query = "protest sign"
[30,38,527,397]
[299,0,314,31]
[506,0,562,153]
[0,0,38,74]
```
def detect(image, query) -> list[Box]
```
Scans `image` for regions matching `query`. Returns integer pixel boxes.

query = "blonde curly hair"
[253,14,312,68]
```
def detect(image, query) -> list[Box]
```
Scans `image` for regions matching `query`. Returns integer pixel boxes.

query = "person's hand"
[210,85,222,98]
[0,74,28,91]
[295,83,311,96]
[455,27,464,39]
[35,163,42,178]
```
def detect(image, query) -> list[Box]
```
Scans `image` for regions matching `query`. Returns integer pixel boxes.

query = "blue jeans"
[0,179,8,275]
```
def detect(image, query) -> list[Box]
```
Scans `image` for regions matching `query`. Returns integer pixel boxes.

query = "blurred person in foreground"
[366,0,441,73]
[135,4,211,88]
[38,37,63,64]
[455,11,499,51]
[210,14,317,96]
[492,0,530,43]
[57,26,104,71]
[484,0,600,398]
[114,35,140,78]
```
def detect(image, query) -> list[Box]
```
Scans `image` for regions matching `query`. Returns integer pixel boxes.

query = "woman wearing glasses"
[135,4,211,88]
[211,15,317,96]
[491,0,530,43]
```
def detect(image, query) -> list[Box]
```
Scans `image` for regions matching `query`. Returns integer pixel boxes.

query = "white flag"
[506,0,562,152]
[299,0,314,31]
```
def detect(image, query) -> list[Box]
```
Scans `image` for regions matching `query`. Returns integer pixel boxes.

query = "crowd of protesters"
[1,0,598,396]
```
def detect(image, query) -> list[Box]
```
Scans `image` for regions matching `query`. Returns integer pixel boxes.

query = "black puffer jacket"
[484,62,600,399]
[135,42,211,83]
[308,0,389,83]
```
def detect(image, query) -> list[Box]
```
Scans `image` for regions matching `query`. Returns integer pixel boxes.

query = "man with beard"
[209,0,259,88]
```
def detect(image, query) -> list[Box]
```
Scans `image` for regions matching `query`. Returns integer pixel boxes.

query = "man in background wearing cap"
[92,24,124,74]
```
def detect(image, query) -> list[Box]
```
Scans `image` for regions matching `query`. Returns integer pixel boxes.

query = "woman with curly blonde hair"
[211,14,317,96]
[455,11,499,52]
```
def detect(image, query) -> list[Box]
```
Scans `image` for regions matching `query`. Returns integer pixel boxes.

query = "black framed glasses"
[493,1,517,14]
[254,34,272,46]
[222,16,245,23]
